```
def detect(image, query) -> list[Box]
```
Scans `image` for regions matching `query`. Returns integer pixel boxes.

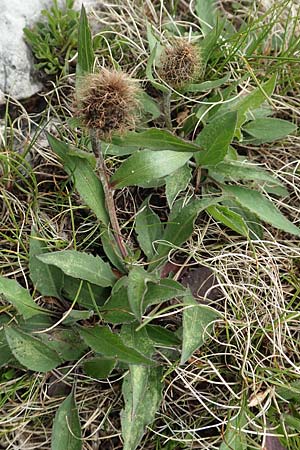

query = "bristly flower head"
[74,68,139,139]
[158,39,201,88]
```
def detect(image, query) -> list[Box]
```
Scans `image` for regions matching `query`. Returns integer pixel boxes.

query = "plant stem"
[90,130,128,260]
[163,91,172,130]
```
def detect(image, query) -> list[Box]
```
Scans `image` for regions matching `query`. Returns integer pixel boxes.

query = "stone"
[0,0,96,104]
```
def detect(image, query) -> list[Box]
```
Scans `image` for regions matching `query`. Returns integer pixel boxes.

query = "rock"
[0,0,96,104]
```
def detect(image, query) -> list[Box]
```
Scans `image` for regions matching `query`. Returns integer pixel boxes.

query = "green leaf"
[51,393,82,450]
[39,329,87,362]
[276,381,300,402]
[146,325,181,346]
[37,250,116,287]
[219,412,247,450]
[151,196,225,268]
[235,75,276,130]
[183,73,230,93]
[165,164,192,208]
[223,185,300,236]
[195,0,217,36]
[121,323,155,358]
[110,150,192,188]
[47,134,109,225]
[0,277,46,319]
[82,357,115,379]
[143,278,186,310]
[29,229,63,298]
[63,276,108,309]
[135,200,163,260]
[181,292,220,364]
[195,111,237,166]
[206,205,249,237]
[209,160,285,187]
[79,326,154,365]
[121,365,162,450]
[128,267,156,321]
[138,92,161,121]
[0,328,14,367]
[5,327,61,372]
[146,43,169,93]
[112,129,200,152]
[242,118,297,143]
[76,5,94,77]
[100,226,126,273]
[100,277,135,324]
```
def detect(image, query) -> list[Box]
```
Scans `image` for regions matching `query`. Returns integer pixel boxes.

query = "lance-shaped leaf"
[29,229,64,299]
[112,129,200,152]
[242,117,297,143]
[76,4,94,77]
[195,0,217,36]
[220,411,247,450]
[51,393,82,450]
[127,267,157,321]
[223,185,300,236]
[135,200,163,260]
[37,250,116,287]
[206,205,249,237]
[5,327,61,372]
[79,326,154,365]
[47,134,109,225]
[151,196,225,268]
[194,111,237,166]
[0,277,46,319]
[83,357,116,379]
[121,365,162,450]
[110,150,192,188]
[208,160,285,188]
[165,164,192,208]
[181,291,221,364]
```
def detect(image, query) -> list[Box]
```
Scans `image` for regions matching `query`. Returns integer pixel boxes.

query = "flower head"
[74,68,139,139]
[158,39,201,88]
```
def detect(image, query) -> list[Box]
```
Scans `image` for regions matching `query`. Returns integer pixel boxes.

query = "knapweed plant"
[1,5,300,450]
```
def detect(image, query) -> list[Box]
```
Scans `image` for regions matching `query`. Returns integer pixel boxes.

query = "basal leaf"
[121,365,162,450]
[100,277,135,324]
[151,196,225,268]
[51,393,82,450]
[128,267,157,321]
[112,129,200,152]
[209,160,285,187]
[143,278,186,310]
[79,326,154,365]
[195,0,217,36]
[242,118,297,143]
[110,150,192,188]
[223,185,300,236]
[121,323,155,358]
[220,412,247,450]
[82,357,116,379]
[5,327,61,372]
[39,329,87,362]
[165,164,192,208]
[47,134,109,225]
[29,228,63,298]
[135,200,163,260]
[195,111,237,166]
[183,73,231,93]
[206,205,249,237]
[37,250,116,287]
[62,276,109,310]
[146,325,181,346]
[0,277,46,319]
[76,5,94,77]
[181,292,221,364]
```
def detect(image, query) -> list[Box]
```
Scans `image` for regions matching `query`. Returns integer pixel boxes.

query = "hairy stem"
[90,130,128,260]
[163,91,172,130]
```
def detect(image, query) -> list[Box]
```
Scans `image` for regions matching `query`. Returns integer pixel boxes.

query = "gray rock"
[0,0,96,104]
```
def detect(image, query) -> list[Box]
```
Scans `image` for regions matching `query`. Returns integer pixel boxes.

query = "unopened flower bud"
[74,68,139,139]
[158,40,201,88]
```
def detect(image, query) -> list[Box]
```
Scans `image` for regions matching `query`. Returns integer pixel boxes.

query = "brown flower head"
[74,68,139,139]
[158,39,201,88]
